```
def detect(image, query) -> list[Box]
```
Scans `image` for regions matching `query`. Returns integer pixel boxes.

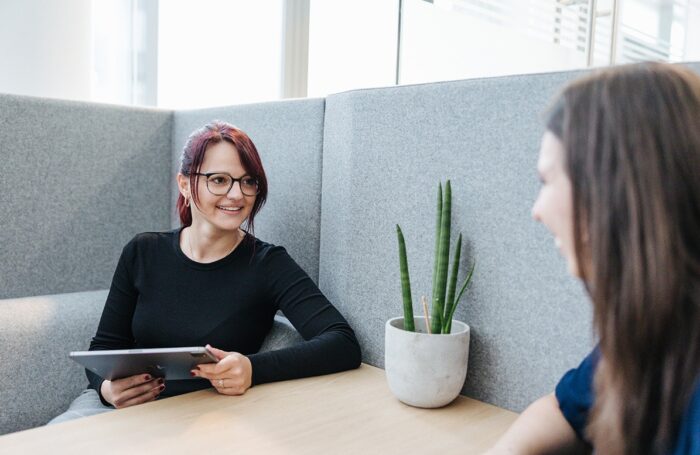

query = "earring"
[185,196,190,207]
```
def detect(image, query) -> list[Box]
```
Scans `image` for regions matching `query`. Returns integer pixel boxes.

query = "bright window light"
[91,0,134,105]
[157,0,283,109]
[307,0,398,97]
[399,0,587,85]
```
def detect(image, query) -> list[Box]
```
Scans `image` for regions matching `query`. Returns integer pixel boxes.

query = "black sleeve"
[86,238,140,405]
[247,246,361,385]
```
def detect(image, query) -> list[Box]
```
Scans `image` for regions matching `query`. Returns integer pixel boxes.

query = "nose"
[227,180,244,199]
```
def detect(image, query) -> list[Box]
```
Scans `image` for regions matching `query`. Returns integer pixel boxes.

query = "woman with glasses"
[50,121,361,421]
[486,63,700,454]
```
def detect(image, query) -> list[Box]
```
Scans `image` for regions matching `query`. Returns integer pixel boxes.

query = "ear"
[176,173,190,199]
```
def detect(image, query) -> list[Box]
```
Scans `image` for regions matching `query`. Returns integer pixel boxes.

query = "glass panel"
[617,0,699,63]
[157,0,283,109]
[399,0,589,85]
[91,0,135,105]
[684,1,700,59]
[307,0,399,97]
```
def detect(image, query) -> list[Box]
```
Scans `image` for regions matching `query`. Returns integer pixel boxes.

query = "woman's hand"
[192,344,252,396]
[101,374,164,409]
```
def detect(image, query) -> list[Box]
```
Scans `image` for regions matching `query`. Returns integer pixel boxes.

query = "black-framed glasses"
[192,172,260,196]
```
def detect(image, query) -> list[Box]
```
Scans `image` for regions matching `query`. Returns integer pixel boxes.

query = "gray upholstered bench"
[0,291,302,435]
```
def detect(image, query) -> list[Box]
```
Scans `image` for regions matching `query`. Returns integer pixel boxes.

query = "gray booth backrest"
[0,291,108,433]
[318,62,700,411]
[0,96,325,298]
[0,95,172,300]
[3,63,698,418]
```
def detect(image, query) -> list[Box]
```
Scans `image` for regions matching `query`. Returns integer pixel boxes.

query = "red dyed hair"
[176,121,268,238]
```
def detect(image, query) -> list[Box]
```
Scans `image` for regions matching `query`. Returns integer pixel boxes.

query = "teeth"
[218,206,241,212]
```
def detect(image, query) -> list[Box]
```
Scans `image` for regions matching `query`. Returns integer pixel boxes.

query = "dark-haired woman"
[486,63,700,454]
[49,122,361,423]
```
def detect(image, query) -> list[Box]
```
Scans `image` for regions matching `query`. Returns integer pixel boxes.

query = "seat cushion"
[0,290,108,435]
[0,291,303,435]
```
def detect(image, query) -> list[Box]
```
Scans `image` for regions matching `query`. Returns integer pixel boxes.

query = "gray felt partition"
[3,62,699,431]
[170,99,326,283]
[319,62,700,412]
[320,70,590,412]
[0,95,172,299]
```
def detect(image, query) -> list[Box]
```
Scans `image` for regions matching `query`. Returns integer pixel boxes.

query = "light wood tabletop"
[0,364,517,454]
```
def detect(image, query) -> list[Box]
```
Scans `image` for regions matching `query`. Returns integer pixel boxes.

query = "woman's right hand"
[100,374,164,408]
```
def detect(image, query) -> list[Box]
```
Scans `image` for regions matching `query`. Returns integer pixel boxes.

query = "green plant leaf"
[431,180,451,334]
[431,182,442,312]
[442,233,462,334]
[444,260,475,333]
[396,224,414,332]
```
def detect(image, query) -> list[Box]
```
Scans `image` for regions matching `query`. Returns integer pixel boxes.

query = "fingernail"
[159,384,165,391]
[145,375,152,381]
[157,378,164,385]
[190,371,196,377]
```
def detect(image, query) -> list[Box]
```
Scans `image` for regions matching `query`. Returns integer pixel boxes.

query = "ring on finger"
[218,379,224,388]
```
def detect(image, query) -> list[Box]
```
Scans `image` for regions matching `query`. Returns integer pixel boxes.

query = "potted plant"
[385,180,475,408]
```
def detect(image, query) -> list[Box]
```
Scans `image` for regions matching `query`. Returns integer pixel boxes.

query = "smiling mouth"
[217,205,242,213]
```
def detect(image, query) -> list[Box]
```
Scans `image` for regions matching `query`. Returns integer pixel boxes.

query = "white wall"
[0,0,92,101]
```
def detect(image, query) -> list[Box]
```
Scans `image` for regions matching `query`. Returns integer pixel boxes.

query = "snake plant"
[396,180,475,334]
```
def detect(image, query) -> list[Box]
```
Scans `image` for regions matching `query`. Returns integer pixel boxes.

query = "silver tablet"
[69,346,218,381]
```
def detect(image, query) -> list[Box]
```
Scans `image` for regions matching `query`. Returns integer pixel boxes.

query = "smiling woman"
[175,124,268,263]
[531,131,577,277]
[176,123,268,235]
[48,121,361,424]
[486,62,700,455]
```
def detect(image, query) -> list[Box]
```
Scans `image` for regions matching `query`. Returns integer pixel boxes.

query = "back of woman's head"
[176,121,268,235]
[548,62,700,454]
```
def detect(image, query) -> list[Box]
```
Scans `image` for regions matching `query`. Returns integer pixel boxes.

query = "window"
[618,0,700,63]
[4,0,698,106]
[398,0,700,85]
[399,0,589,84]
[157,0,283,109]
[307,0,399,97]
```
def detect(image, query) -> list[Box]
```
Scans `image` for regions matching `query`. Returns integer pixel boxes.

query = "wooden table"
[0,364,517,454]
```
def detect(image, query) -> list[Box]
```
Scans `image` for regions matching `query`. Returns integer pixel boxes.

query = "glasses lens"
[207,174,233,195]
[240,177,259,196]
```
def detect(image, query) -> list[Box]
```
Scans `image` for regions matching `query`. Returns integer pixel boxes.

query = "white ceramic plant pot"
[385,316,470,408]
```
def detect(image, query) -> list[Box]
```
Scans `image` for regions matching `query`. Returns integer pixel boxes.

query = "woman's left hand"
[192,344,252,396]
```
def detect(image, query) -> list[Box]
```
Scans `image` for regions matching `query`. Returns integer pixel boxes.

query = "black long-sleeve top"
[87,228,361,403]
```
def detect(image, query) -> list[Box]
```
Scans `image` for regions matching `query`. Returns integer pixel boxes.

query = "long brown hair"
[548,63,700,454]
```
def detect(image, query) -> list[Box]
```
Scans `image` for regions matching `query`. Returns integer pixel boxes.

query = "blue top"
[555,348,700,454]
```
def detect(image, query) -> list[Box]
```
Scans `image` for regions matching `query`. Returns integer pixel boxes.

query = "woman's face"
[532,131,580,277]
[180,141,257,234]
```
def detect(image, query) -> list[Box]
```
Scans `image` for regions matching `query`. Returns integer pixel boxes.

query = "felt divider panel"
[0,95,172,299]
